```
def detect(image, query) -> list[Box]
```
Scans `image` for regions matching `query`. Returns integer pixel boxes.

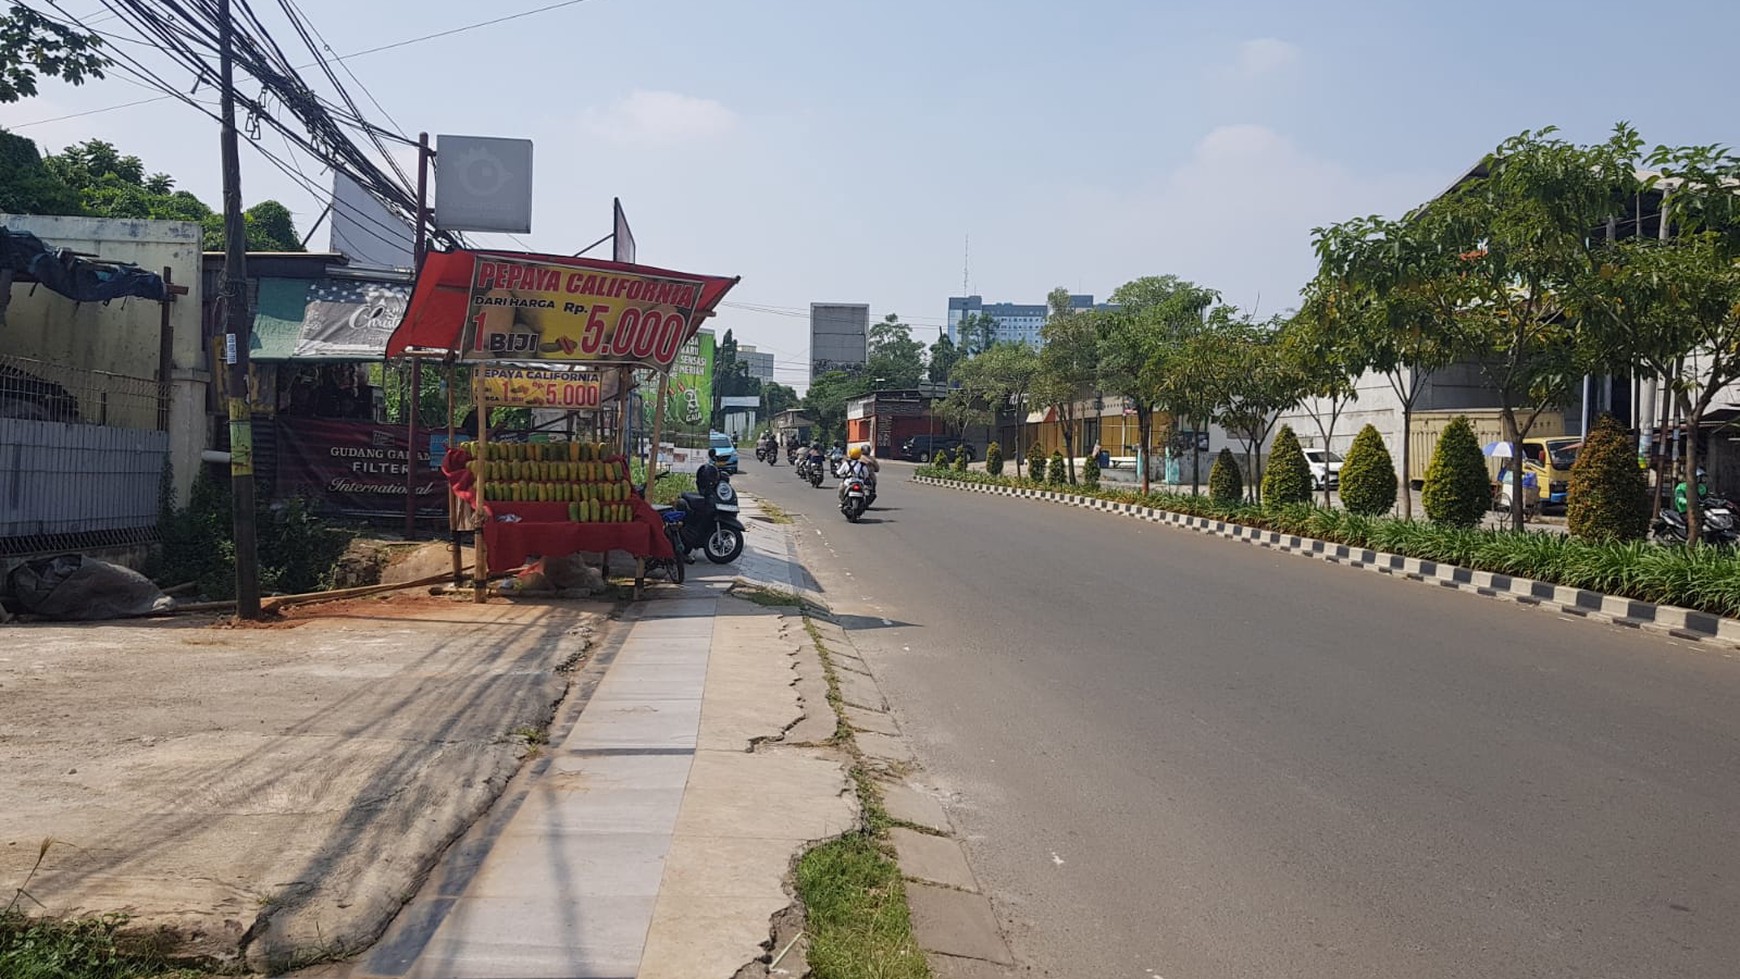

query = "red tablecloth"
[442,449,675,574]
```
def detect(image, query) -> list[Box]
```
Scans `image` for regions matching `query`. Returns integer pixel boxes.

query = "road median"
[913,468,1740,650]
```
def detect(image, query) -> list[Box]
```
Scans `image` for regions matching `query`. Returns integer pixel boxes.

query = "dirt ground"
[0,592,603,973]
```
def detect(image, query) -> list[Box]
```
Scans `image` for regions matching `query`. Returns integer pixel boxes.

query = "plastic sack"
[6,554,175,620]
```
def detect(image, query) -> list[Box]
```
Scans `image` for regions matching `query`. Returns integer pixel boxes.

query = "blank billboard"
[810,303,869,379]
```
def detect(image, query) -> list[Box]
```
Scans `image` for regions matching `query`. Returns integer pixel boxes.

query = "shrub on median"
[912,464,1740,619]
[954,445,969,472]
[1423,415,1490,527]
[1047,451,1067,485]
[1082,452,1101,490]
[1339,424,1398,516]
[1262,425,1312,506]
[985,441,1004,477]
[1568,414,1649,542]
[1210,447,1242,504]
[1027,445,1044,482]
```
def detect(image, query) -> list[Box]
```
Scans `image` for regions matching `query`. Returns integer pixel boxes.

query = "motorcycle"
[1652,494,1740,546]
[754,443,771,463]
[839,476,869,523]
[808,457,824,488]
[669,471,746,563]
[787,445,799,465]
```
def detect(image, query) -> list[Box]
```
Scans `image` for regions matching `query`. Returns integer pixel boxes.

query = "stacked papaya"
[459,440,637,522]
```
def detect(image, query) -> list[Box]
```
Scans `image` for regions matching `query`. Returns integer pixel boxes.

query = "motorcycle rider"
[857,443,880,504]
[757,431,776,463]
[1675,467,1711,514]
[838,445,871,500]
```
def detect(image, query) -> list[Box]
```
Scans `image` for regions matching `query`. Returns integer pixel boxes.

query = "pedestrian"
[1093,442,1110,469]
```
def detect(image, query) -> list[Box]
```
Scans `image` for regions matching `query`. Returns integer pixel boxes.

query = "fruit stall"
[385,248,739,599]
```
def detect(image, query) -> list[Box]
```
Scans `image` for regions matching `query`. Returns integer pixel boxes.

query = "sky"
[4,0,1738,390]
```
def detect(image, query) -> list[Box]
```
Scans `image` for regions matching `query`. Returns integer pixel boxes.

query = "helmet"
[859,443,872,456]
[848,446,863,460]
[1697,467,1708,479]
[707,448,721,462]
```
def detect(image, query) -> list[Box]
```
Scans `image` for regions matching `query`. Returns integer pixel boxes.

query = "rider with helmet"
[1675,467,1711,514]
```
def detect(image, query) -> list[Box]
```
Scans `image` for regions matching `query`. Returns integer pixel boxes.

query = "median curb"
[914,475,1740,651]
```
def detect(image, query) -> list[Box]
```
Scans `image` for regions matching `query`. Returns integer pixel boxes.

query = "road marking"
[1051,851,1065,866]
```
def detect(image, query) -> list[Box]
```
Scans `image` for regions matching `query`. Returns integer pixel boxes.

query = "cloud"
[997,124,1443,315]
[581,90,738,147]
[1230,38,1301,79]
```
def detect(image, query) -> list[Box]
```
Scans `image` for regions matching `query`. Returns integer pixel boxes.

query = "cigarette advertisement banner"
[478,365,605,409]
[460,256,708,369]
[644,330,713,437]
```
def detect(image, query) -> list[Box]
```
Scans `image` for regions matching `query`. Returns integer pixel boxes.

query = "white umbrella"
[1482,440,1515,458]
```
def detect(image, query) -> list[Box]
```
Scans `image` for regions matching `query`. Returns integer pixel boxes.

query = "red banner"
[274,417,447,519]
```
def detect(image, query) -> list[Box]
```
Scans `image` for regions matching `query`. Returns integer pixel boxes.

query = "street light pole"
[218,0,260,619]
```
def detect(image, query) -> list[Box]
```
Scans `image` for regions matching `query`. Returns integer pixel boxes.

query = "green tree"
[40,138,302,249]
[956,311,1000,356]
[1579,141,1740,544]
[0,129,81,214]
[1421,415,1490,527]
[245,199,300,251]
[1209,447,1243,504]
[1305,231,1458,519]
[1207,312,1302,502]
[1099,275,1220,494]
[1566,414,1648,542]
[762,381,800,417]
[1262,425,1312,506]
[1034,287,1101,483]
[951,342,1037,461]
[866,313,925,389]
[927,333,960,383]
[0,5,106,104]
[1282,295,1361,506]
[802,369,872,445]
[1338,424,1398,516]
[1397,126,1644,531]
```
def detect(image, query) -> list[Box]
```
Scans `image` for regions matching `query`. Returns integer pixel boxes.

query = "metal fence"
[0,354,171,557]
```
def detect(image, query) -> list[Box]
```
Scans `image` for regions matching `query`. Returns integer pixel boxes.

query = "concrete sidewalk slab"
[891,827,978,891]
[882,781,952,834]
[845,704,901,736]
[906,883,1015,966]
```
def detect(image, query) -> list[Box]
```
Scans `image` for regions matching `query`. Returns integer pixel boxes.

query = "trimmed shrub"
[1568,413,1648,542]
[933,446,953,468]
[954,445,969,472]
[1027,445,1044,481]
[985,441,1004,477]
[1209,447,1243,504]
[1082,452,1101,490]
[1262,425,1312,506]
[1339,424,1398,516]
[1422,415,1490,527]
[1047,451,1067,484]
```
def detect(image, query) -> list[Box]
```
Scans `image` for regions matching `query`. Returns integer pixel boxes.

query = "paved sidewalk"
[340,500,852,979]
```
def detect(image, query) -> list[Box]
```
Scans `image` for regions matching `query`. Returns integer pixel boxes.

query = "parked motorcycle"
[1652,494,1740,546]
[670,471,746,563]
[839,476,870,523]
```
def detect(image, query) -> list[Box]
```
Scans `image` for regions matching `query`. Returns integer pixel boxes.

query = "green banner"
[646,329,713,437]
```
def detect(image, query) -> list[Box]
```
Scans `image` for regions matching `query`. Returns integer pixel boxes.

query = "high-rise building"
[736,344,775,383]
[947,294,1105,349]
[809,303,869,379]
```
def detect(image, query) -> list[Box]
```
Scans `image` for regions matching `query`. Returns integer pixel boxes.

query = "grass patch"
[730,583,807,608]
[757,500,795,524]
[0,910,213,979]
[795,834,929,979]
[795,616,930,979]
[511,725,548,746]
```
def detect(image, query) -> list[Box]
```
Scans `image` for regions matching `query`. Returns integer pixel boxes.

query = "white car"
[1303,449,1343,491]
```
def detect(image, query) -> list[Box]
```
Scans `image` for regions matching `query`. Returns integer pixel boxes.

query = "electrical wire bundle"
[32,0,459,255]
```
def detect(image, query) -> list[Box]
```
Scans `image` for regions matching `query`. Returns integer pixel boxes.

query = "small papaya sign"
[478,365,603,408]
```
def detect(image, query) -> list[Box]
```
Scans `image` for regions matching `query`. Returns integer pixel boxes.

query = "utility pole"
[219,0,260,619]
[405,132,431,538]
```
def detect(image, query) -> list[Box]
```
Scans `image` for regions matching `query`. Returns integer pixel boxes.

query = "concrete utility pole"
[218,0,261,619]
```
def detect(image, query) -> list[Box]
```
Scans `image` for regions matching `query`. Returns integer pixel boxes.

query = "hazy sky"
[4,0,1735,387]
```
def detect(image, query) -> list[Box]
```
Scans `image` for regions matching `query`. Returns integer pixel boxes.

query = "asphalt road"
[739,460,1740,979]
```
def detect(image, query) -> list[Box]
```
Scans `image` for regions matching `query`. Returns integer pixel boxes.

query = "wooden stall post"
[646,373,668,487]
[448,357,464,587]
[472,370,490,604]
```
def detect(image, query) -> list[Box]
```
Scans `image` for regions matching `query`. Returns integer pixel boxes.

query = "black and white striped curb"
[914,475,1740,650]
